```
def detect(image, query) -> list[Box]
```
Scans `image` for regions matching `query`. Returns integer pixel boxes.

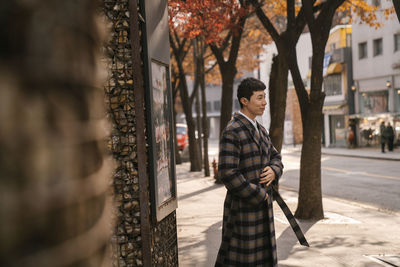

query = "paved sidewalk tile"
[176,162,400,267]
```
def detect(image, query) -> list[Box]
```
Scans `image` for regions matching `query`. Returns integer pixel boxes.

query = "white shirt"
[238,110,259,134]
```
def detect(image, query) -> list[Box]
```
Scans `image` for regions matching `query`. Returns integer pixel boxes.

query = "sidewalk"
[176,162,400,267]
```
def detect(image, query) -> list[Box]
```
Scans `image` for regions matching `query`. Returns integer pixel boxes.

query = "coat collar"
[234,112,261,147]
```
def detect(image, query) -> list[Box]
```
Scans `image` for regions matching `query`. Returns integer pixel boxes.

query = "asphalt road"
[280,152,400,212]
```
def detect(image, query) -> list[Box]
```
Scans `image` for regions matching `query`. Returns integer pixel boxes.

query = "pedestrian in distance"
[385,122,395,151]
[215,78,308,267]
[380,121,387,153]
[347,126,355,148]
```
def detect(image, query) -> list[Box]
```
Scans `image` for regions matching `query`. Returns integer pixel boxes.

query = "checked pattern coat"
[215,113,284,267]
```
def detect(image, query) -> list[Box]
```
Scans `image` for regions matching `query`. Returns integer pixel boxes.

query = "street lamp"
[351,84,356,91]
[386,80,391,88]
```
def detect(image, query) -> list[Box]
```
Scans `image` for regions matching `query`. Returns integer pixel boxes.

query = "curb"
[282,148,400,161]
[321,152,400,161]
[279,185,400,216]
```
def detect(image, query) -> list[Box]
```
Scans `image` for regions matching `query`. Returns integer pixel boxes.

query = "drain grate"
[364,255,400,267]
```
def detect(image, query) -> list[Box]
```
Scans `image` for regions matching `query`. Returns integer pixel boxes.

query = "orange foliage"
[170,0,393,86]
[339,0,395,28]
[169,0,248,46]
[169,0,271,85]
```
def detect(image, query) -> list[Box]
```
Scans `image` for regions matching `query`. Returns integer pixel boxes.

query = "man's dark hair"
[237,77,266,108]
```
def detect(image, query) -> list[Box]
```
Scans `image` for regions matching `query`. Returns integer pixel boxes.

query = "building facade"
[259,26,355,148]
[351,0,400,147]
[321,25,353,148]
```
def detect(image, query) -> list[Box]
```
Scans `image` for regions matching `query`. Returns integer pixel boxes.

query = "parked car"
[176,123,188,151]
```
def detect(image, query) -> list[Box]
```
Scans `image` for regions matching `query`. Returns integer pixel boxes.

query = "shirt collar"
[238,110,258,131]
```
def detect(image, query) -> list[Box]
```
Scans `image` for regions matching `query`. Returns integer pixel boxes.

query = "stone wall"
[102,0,178,266]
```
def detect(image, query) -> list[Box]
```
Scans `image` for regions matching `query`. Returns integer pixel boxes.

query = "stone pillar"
[102,0,178,266]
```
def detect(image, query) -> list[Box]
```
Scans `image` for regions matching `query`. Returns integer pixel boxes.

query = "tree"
[171,65,183,165]
[394,0,400,23]
[250,0,390,219]
[293,0,392,219]
[169,0,250,137]
[248,0,309,153]
[169,31,202,171]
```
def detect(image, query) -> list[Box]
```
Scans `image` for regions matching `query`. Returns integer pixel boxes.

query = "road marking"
[364,255,400,267]
[322,167,400,181]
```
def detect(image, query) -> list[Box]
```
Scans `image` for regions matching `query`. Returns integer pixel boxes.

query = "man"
[385,122,395,151]
[380,121,387,153]
[215,78,283,266]
[347,126,355,148]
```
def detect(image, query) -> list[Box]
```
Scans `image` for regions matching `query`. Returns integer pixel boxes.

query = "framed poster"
[148,59,177,221]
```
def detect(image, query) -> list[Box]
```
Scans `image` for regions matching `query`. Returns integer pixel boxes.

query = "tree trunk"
[295,102,324,220]
[181,86,202,171]
[199,41,210,177]
[393,0,400,23]
[194,39,203,161]
[268,53,289,153]
[295,41,326,220]
[196,89,203,159]
[219,67,236,137]
[210,17,245,139]
[175,51,202,171]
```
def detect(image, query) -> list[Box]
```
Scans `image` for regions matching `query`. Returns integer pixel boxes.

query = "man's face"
[241,90,267,118]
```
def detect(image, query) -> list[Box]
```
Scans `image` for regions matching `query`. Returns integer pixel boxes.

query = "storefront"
[352,88,399,147]
[323,104,349,148]
[351,113,399,147]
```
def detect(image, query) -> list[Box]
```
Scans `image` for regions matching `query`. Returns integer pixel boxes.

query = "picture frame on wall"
[147,59,177,222]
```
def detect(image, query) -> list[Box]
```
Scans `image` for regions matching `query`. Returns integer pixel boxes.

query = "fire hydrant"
[212,158,220,183]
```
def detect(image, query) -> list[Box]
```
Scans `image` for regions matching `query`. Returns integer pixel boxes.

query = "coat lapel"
[258,124,272,161]
[234,113,261,148]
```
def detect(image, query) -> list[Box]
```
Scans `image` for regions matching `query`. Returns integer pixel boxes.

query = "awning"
[323,104,345,111]
[326,62,342,75]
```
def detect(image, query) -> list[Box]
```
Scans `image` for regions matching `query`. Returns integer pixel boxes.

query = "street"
[207,139,400,213]
[280,152,400,212]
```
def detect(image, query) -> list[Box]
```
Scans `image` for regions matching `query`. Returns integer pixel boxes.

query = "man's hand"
[260,166,275,187]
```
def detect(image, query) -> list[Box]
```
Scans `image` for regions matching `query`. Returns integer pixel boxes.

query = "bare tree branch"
[249,0,281,43]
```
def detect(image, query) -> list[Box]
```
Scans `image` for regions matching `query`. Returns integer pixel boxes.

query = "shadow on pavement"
[178,220,222,267]
[277,220,316,261]
[178,183,222,201]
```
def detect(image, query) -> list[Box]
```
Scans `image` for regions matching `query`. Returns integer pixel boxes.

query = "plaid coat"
[215,113,283,267]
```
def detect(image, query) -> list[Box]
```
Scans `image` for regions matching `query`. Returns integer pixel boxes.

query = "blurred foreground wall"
[0,1,112,267]
[0,0,178,266]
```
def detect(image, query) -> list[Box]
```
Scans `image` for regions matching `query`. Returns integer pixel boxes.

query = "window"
[234,99,240,110]
[323,74,342,96]
[373,38,383,56]
[213,100,221,111]
[371,0,380,7]
[360,91,388,114]
[396,89,400,112]
[206,101,212,112]
[346,33,352,47]
[359,42,367,59]
[394,34,400,52]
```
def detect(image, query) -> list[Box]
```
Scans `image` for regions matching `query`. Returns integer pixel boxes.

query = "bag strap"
[272,187,310,247]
